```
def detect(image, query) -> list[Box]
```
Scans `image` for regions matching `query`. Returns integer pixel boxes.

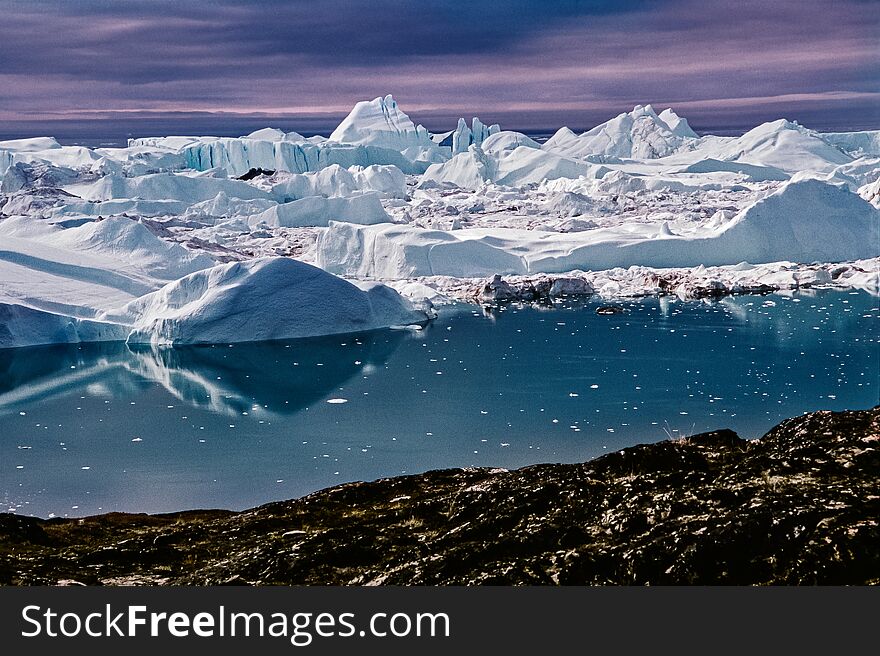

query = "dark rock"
[237,167,275,181]
[596,305,625,315]
[480,274,518,301]
[1,407,877,585]
[0,513,50,545]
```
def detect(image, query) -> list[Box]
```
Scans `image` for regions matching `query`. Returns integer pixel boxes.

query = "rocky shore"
[2,406,878,585]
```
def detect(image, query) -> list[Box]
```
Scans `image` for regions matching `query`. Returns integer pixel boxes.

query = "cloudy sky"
[1,0,877,137]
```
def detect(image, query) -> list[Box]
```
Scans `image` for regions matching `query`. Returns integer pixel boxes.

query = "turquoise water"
[1,290,877,518]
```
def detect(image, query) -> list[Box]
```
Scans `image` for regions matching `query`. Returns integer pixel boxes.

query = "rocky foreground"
[2,407,878,585]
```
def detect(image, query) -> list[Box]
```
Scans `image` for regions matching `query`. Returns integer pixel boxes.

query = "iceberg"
[181,136,426,177]
[270,164,406,201]
[544,105,697,159]
[479,131,541,155]
[451,117,501,154]
[0,215,217,348]
[658,108,699,139]
[420,144,594,190]
[0,303,127,350]
[821,130,880,158]
[330,95,447,163]
[67,172,273,204]
[248,192,391,228]
[116,258,430,345]
[698,119,852,173]
[316,221,526,278]
[317,179,879,278]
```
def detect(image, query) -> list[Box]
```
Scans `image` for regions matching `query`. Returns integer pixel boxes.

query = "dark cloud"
[0,0,877,133]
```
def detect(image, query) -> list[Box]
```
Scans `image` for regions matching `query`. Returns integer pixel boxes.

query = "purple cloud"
[0,0,877,136]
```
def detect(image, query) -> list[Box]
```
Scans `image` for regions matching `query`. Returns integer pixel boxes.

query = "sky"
[1,0,878,140]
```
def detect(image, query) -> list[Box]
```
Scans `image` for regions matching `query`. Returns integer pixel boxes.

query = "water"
[1,291,877,518]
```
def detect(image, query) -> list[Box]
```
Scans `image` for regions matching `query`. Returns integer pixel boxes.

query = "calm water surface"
[1,291,877,518]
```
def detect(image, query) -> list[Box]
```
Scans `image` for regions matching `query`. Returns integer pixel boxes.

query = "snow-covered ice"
[1,96,878,348]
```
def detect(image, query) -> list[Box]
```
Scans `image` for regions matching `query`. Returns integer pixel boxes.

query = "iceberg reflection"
[0,330,405,418]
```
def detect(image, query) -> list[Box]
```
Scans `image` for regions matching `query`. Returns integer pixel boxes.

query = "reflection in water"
[0,331,405,418]
[1,291,877,518]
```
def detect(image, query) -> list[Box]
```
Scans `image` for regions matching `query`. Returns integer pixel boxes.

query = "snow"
[2,96,878,349]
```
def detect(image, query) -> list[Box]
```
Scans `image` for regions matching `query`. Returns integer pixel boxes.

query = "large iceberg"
[116,258,429,345]
[0,219,428,347]
[479,130,541,155]
[181,136,428,177]
[317,179,879,277]
[0,138,107,175]
[329,95,447,164]
[0,215,216,347]
[544,105,697,159]
[124,125,428,177]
